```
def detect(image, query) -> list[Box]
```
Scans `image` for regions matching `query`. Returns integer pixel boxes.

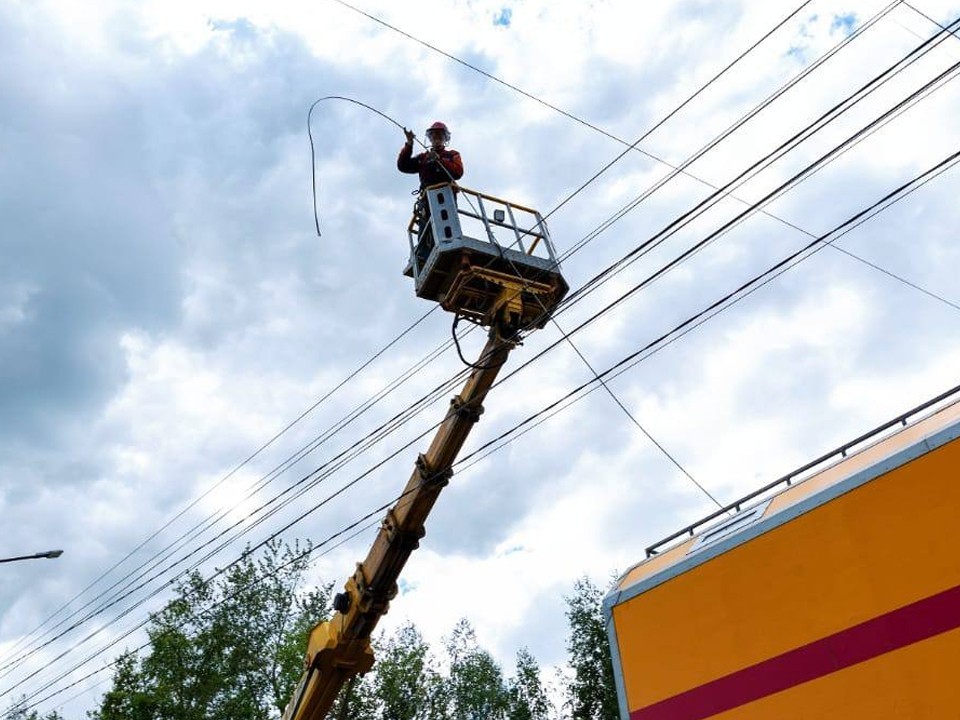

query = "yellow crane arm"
[283,328,515,720]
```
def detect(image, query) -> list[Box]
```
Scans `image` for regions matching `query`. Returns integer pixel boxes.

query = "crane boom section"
[284,331,514,720]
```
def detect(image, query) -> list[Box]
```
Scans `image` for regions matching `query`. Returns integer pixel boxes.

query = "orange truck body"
[604,393,960,719]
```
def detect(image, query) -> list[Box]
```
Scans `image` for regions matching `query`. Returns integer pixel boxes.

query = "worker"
[397,121,464,189]
[398,121,464,275]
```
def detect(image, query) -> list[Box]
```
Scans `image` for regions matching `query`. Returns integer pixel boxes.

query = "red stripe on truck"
[631,582,960,720]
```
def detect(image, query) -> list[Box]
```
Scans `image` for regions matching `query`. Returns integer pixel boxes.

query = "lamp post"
[0,550,64,564]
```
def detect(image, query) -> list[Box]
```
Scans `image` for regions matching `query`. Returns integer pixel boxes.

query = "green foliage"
[371,623,440,720]
[507,648,552,720]
[443,619,509,720]
[329,674,376,720]
[89,540,331,720]
[3,698,64,720]
[563,578,619,720]
[55,538,622,720]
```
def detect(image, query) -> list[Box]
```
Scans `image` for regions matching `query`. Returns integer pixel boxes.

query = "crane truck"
[283,184,568,720]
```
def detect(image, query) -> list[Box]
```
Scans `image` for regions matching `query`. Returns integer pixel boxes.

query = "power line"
[547,315,725,509]
[0,311,467,676]
[7,1,952,696]
[330,0,815,225]
[543,2,960,318]
[544,16,960,327]
[456,146,960,473]
[15,488,401,712]
[904,0,960,39]
[0,354,470,685]
[1,305,440,668]
[337,0,959,318]
[3,393,455,706]
[15,107,960,715]
[11,17,956,683]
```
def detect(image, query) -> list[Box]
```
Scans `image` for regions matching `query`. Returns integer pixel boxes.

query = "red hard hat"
[427,121,449,133]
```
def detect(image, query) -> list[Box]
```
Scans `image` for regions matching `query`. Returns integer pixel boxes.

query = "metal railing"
[407,184,561,266]
[644,381,960,558]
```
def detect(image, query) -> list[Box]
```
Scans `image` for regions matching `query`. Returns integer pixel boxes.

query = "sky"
[2,0,960,715]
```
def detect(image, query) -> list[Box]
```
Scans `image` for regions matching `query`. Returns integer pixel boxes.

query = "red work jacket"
[397,144,464,189]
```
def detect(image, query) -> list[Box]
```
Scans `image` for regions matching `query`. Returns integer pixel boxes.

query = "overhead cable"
[19,139,960,716]
[9,2,952,696]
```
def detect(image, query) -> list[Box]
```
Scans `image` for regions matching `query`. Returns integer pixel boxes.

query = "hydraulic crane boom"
[283,182,567,720]
[283,327,515,720]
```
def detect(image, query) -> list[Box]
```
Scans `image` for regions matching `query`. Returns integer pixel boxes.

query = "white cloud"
[3,0,960,715]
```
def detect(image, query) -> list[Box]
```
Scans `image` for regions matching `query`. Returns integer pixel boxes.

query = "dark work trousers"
[414,194,435,269]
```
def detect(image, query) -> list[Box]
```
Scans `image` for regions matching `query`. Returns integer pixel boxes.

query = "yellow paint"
[710,627,960,719]
[617,400,960,592]
[612,430,960,712]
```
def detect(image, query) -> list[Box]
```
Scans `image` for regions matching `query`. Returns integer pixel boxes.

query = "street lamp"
[0,550,64,564]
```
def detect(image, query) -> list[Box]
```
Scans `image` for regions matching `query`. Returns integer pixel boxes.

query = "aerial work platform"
[406,184,568,331]
[605,387,960,720]
[284,183,570,720]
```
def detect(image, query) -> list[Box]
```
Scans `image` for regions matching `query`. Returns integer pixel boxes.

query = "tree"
[507,647,552,720]
[3,699,64,720]
[328,674,376,720]
[90,540,331,720]
[563,578,618,720]
[443,619,509,720]
[371,623,441,720]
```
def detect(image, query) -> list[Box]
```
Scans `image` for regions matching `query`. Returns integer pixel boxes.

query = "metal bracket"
[452,396,484,423]
[351,564,393,615]
[416,454,453,488]
[382,508,425,553]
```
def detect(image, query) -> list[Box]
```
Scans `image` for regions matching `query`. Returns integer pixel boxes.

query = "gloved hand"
[403,127,416,145]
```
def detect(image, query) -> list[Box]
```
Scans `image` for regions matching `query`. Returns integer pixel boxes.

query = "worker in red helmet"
[397,121,464,188]
[399,122,464,276]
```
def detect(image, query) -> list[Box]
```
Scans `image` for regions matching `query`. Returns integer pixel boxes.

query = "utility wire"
[15,487,405,711]
[308,95,406,236]
[0,307,458,676]
[20,139,959,716]
[905,1,960,38]
[11,15,956,688]
[542,3,958,318]
[547,314,724,509]
[0,354,472,686]
[456,146,960,472]
[545,17,960,326]
[3,396,452,706]
[328,0,813,186]
[548,49,960,326]
[337,0,959,317]
[0,305,439,668]
[9,0,952,692]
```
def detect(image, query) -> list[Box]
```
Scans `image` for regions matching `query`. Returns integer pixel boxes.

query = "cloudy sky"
[3,0,960,715]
